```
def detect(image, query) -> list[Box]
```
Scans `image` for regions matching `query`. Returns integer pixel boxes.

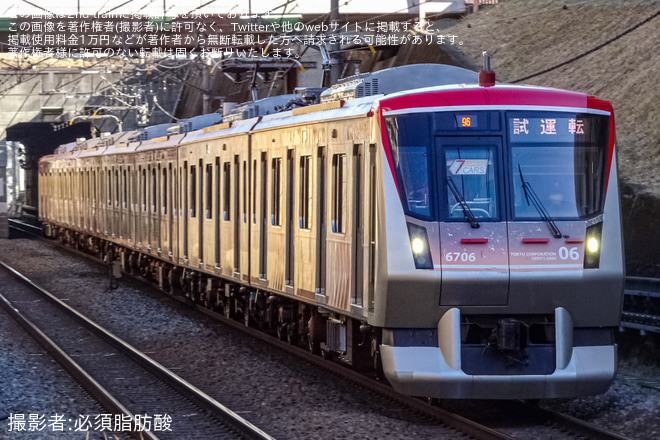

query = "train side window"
[332,154,346,233]
[141,169,147,211]
[215,158,220,222]
[206,163,212,219]
[115,170,120,207]
[132,169,137,212]
[223,162,231,221]
[199,159,204,222]
[271,158,281,226]
[80,171,84,203]
[162,168,167,215]
[123,169,128,209]
[152,168,157,213]
[215,158,220,266]
[299,155,311,229]
[183,163,188,219]
[252,160,257,224]
[243,160,247,223]
[173,168,178,216]
[107,170,112,206]
[190,165,197,217]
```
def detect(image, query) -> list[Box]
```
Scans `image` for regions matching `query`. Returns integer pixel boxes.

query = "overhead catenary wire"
[511,7,660,83]
[152,95,179,121]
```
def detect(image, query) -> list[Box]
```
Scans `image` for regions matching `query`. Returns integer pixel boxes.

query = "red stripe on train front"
[377,105,400,195]
[587,96,616,194]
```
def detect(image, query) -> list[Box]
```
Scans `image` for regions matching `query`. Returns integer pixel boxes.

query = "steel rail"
[0,288,159,440]
[0,260,277,440]
[146,284,516,440]
[514,402,632,440]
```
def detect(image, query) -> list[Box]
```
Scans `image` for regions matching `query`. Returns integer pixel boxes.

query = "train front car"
[375,79,624,399]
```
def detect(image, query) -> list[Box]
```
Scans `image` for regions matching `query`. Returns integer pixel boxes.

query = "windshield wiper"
[446,177,480,229]
[517,165,562,238]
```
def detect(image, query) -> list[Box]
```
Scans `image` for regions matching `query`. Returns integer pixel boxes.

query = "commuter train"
[38,62,624,399]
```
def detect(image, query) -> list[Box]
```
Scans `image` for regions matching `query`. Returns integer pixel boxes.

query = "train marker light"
[587,237,599,253]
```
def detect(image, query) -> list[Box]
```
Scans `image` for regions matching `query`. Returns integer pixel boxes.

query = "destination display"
[508,115,587,143]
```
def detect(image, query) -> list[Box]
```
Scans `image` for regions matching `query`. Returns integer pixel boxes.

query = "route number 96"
[445,252,476,262]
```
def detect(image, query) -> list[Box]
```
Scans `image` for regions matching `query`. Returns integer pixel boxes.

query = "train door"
[105,168,111,235]
[92,169,97,233]
[259,152,268,279]
[198,158,203,265]
[315,147,326,296]
[79,170,85,230]
[156,164,162,253]
[131,167,137,245]
[285,149,294,288]
[168,163,174,259]
[172,166,178,261]
[351,144,364,307]
[233,155,240,273]
[162,165,169,254]
[122,168,128,241]
[139,167,146,247]
[183,162,188,260]
[215,158,220,268]
[251,158,257,278]
[367,144,377,311]
[203,161,212,267]
[153,166,160,252]
[146,166,152,249]
[190,160,198,264]
[435,136,509,306]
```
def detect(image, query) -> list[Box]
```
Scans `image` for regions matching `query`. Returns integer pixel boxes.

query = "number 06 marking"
[559,246,580,260]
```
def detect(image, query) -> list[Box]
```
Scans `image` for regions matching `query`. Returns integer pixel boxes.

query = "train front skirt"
[380,307,617,399]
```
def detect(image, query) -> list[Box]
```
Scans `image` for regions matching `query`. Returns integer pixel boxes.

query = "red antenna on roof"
[478,51,496,87]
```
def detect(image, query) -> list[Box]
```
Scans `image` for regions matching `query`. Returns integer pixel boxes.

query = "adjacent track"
[0,260,276,440]
[622,276,660,333]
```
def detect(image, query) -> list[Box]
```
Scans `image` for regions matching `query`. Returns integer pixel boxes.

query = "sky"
[2,0,446,17]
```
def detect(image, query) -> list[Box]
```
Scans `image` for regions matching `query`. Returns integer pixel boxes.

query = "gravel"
[0,286,111,439]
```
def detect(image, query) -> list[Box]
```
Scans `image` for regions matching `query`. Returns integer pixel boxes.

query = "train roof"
[42,64,613,160]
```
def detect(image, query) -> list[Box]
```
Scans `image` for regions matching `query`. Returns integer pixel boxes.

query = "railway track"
[621,276,660,333]
[4,221,638,439]
[205,299,633,440]
[0,260,276,440]
[7,218,42,236]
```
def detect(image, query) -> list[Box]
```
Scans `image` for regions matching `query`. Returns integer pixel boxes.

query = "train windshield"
[385,113,435,220]
[384,110,610,221]
[508,112,610,220]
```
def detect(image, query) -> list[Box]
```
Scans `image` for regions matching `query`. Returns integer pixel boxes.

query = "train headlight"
[411,238,425,254]
[407,223,433,269]
[584,222,603,269]
[587,237,599,253]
